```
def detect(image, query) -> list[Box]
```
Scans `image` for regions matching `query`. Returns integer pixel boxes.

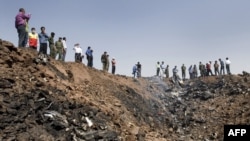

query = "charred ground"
[0,39,249,141]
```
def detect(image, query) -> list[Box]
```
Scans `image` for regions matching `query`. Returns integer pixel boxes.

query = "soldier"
[181,64,186,80]
[55,37,64,60]
[48,32,56,59]
[106,54,110,72]
[101,51,108,71]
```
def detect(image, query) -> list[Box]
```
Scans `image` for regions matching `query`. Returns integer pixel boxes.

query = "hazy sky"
[1,0,250,77]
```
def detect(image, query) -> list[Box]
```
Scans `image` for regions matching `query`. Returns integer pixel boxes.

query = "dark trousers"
[226,64,231,75]
[75,53,81,62]
[220,66,225,75]
[39,43,48,55]
[17,25,26,47]
[89,56,93,67]
[214,68,219,76]
[156,68,160,76]
[87,56,93,67]
[137,68,141,77]
[182,71,186,80]
[112,66,116,74]
[206,69,213,76]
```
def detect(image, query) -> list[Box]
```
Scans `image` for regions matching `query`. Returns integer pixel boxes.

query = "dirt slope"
[0,39,249,141]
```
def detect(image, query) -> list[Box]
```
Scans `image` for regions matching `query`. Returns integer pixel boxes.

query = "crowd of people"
[132,62,142,78]
[15,8,232,78]
[15,8,68,62]
[15,8,117,74]
[154,58,231,81]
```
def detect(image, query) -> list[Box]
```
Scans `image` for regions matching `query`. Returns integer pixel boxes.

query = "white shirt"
[62,40,67,49]
[225,60,231,65]
[73,46,82,54]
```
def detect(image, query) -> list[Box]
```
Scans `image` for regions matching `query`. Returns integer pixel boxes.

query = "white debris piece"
[85,117,93,127]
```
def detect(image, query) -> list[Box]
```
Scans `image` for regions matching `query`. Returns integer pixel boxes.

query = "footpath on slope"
[0,39,250,141]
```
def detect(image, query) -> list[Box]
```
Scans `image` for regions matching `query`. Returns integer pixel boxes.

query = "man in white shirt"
[62,37,67,61]
[225,57,231,75]
[73,43,83,63]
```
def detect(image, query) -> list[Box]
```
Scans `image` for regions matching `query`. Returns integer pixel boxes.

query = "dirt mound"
[0,39,249,141]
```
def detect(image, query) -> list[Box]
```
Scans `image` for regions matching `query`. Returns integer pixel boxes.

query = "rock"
[125,135,136,141]
[130,126,140,135]
[114,102,122,107]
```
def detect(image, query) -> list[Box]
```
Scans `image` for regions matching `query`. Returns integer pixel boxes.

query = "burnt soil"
[0,39,249,141]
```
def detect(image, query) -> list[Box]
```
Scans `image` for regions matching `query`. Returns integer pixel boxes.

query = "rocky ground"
[0,38,249,141]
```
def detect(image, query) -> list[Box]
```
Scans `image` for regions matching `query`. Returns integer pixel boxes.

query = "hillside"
[0,39,249,141]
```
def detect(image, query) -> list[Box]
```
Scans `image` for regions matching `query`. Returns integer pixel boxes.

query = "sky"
[1,0,250,77]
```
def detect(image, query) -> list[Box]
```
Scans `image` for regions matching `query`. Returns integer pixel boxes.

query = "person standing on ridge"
[193,64,198,78]
[160,61,165,76]
[15,8,31,47]
[206,62,213,76]
[199,63,206,78]
[73,43,82,62]
[214,60,219,76]
[85,46,92,67]
[225,57,231,75]
[101,51,108,71]
[172,66,178,81]
[111,58,116,74]
[106,54,110,72]
[137,62,142,78]
[90,49,93,67]
[181,64,186,80]
[165,65,169,78]
[199,62,203,77]
[132,64,137,78]
[62,37,67,61]
[55,37,64,61]
[188,65,193,79]
[24,19,30,47]
[48,32,56,59]
[219,58,225,75]
[28,27,38,50]
[156,62,160,76]
[38,26,49,57]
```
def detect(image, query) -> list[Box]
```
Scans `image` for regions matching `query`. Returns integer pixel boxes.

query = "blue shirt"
[133,65,137,72]
[38,33,49,44]
[220,60,224,67]
[85,49,92,56]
